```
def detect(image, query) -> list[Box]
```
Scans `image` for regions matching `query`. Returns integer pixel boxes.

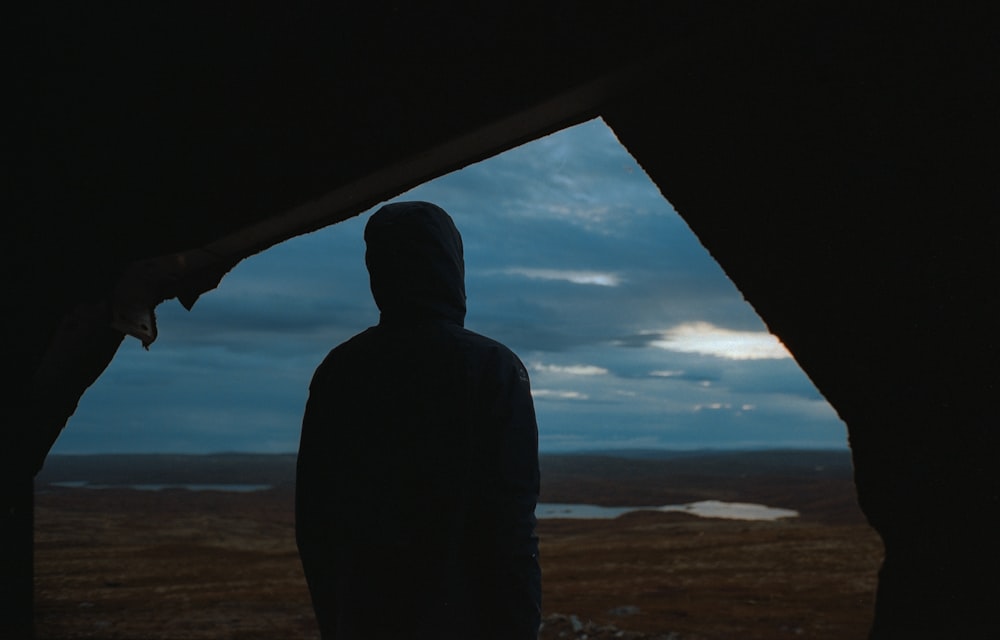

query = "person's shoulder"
[450,325,513,353]
[329,326,379,355]
[312,327,379,375]
[449,326,529,372]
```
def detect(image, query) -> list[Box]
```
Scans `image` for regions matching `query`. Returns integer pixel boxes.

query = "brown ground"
[34,453,883,639]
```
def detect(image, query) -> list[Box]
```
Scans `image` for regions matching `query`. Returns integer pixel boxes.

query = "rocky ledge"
[541,612,682,640]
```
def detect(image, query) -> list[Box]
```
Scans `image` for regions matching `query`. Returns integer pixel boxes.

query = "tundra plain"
[34,451,883,639]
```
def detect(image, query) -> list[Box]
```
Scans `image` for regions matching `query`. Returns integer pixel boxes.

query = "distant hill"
[37,449,864,523]
[36,453,299,488]
[540,449,862,524]
[549,448,854,474]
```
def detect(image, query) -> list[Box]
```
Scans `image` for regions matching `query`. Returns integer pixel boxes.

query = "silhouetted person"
[296,201,541,639]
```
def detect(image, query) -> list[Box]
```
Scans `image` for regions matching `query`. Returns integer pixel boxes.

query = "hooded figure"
[296,201,541,640]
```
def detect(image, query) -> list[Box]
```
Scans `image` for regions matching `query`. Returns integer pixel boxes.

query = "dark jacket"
[296,201,541,640]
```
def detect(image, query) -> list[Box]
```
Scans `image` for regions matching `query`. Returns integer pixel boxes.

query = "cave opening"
[35,118,880,638]
[53,117,848,457]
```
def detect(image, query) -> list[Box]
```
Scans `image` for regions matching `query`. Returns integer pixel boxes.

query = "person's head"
[364,201,466,324]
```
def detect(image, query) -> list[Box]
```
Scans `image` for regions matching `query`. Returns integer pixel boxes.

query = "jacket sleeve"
[295,364,341,639]
[476,352,541,639]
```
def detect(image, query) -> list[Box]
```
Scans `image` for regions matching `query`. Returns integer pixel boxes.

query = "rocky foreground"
[542,612,683,639]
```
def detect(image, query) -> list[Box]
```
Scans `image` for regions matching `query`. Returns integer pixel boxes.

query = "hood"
[364,201,466,325]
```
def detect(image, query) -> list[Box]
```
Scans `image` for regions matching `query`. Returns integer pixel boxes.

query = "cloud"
[649,369,685,378]
[531,363,609,376]
[501,267,622,287]
[643,321,792,360]
[532,389,590,401]
[533,203,614,230]
[693,402,733,411]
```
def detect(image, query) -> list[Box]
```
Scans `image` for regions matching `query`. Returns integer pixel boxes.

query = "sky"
[53,118,849,455]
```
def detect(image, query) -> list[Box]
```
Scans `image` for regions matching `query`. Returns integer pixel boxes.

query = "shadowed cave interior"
[5,3,999,637]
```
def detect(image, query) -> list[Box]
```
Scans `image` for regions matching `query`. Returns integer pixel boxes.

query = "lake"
[45,482,798,521]
[537,500,798,521]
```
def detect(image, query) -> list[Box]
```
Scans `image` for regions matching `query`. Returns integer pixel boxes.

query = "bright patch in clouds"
[542,203,612,228]
[650,370,684,378]
[650,321,791,360]
[532,363,608,376]
[695,403,733,411]
[693,402,755,412]
[532,389,590,401]
[504,268,621,287]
